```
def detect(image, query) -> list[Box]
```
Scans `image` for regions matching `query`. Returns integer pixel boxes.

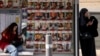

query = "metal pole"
[74,0,79,56]
[45,33,52,56]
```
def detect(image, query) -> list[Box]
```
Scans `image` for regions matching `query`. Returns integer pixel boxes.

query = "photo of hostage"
[42,2,50,10]
[58,2,64,10]
[6,0,13,8]
[58,12,64,20]
[66,2,72,10]
[65,13,72,20]
[50,2,57,10]
[0,22,24,56]
[35,12,44,20]
[49,12,58,20]
[35,2,41,10]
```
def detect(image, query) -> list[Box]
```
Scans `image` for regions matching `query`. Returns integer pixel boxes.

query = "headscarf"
[79,8,88,26]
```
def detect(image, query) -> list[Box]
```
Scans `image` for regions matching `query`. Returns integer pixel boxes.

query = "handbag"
[12,38,23,47]
[80,32,92,39]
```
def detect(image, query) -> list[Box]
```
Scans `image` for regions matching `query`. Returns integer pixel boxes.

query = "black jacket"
[79,16,98,37]
[89,16,98,37]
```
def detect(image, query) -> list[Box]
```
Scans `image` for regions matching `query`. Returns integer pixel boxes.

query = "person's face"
[59,13,64,18]
[67,2,71,6]
[59,2,62,5]
[36,34,41,39]
[29,2,32,5]
[46,2,49,7]
[36,12,42,16]
[50,12,57,17]
[45,23,49,27]
[8,1,12,5]
[67,23,71,28]
[13,26,17,31]
[67,13,72,18]
[0,1,3,6]
[53,44,56,48]
[59,33,62,37]
[30,13,34,17]
[52,2,57,7]
[85,11,89,17]
[36,5,40,9]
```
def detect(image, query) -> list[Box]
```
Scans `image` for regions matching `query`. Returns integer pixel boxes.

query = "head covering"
[79,8,88,26]
[80,8,88,17]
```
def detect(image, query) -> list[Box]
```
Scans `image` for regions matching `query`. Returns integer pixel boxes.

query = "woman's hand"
[87,21,93,26]
[87,19,94,26]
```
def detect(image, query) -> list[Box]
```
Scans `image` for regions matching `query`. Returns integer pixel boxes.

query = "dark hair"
[1,22,18,38]
[67,2,71,5]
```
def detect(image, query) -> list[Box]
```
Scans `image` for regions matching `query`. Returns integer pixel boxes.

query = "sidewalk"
[79,49,100,56]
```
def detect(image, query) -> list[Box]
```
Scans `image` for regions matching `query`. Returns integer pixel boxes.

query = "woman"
[0,23,23,56]
[79,8,98,56]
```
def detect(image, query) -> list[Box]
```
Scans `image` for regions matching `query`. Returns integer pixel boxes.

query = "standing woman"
[0,22,21,56]
[79,8,98,56]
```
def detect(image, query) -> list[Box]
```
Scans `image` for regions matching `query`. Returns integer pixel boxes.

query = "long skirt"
[80,38,96,56]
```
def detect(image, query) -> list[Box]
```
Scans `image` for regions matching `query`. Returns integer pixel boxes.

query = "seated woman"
[0,22,23,56]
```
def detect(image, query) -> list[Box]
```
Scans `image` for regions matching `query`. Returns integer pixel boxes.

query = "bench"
[0,51,34,56]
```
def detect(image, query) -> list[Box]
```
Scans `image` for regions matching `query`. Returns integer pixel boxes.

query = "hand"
[89,21,93,25]
[89,19,94,25]
[87,21,93,26]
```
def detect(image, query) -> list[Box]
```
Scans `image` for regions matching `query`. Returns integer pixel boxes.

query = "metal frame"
[74,0,79,56]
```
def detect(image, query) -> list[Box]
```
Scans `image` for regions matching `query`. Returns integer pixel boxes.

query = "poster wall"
[21,0,74,54]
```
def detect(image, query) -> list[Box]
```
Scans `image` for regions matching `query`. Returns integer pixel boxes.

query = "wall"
[79,0,100,12]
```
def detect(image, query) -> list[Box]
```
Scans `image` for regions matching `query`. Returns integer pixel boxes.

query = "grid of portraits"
[26,20,72,31]
[52,42,71,52]
[27,12,72,20]
[0,0,72,9]
[25,31,72,52]
[0,0,21,8]
[27,2,72,10]
[22,0,73,53]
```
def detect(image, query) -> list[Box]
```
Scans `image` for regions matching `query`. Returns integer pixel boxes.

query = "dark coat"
[79,16,98,37]
[89,16,98,37]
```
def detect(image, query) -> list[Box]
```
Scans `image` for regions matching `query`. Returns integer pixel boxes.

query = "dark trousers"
[80,38,96,56]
